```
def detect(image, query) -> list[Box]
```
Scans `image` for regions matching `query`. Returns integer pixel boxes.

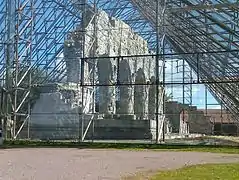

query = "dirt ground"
[0,148,239,180]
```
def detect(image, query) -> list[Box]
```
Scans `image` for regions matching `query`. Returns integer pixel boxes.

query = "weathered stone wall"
[83,10,158,117]
[166,101,212,134]
[62,9,161,118]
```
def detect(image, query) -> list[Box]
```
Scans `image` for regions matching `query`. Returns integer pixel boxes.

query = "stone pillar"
[117,59,133,114]
[148,76,156,120]
[134,68,146,119]
[97,57,115,114]
[64,39,81,83]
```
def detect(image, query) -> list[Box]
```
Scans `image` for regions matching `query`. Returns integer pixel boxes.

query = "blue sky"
[164,60,221,109]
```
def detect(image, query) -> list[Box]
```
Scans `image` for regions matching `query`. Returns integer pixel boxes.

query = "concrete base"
[90,119,156,140]
[22,118,156,140]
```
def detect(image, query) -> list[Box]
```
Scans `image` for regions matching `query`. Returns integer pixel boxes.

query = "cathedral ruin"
[29,9,170,140]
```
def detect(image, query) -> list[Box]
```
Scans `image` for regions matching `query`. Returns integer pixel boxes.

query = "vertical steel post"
[162,0,167,142]
[189,66,193,106]
[80,0,86,142]
[91,0,97,142]
[220,95,223,135]
[13,0,20,139]
[27,0,34,139]
[205,85,208,116]
[196,53,200,83]
[155,0,160,144]
[5,0,16,139]
[182,59,185,132]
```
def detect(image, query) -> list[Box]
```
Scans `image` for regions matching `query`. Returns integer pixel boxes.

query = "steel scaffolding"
[0,0,239,139]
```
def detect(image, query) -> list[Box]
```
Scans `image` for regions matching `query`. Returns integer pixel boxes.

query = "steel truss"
[0,0,83,138]
[1,0,35,139]
[129,0,239,123]
[0,0,239,138]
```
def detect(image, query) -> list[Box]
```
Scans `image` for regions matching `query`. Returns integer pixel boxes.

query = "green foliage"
[165,93,173,102]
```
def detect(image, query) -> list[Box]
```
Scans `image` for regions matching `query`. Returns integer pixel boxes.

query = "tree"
[165,92,173,102]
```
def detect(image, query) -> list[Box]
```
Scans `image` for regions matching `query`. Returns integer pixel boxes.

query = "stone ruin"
[28,9,171,140]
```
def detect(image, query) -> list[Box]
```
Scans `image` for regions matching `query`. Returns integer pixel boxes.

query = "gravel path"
[0,148,239,180]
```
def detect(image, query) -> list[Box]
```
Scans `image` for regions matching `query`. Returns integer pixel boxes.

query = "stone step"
[19,119,157,140]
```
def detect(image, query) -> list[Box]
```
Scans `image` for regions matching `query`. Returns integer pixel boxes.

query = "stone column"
[117,59,134,114]
[134,68,146,119]
[64,39,81,83]
[148,76,156,120]
[97,57,115,114]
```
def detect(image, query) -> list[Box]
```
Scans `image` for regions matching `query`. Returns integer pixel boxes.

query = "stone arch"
[97,57,114,114]
[117,59,133,114]
[134,68,146,119]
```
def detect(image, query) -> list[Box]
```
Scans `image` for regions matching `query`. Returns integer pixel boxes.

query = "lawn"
[150,163,239,180]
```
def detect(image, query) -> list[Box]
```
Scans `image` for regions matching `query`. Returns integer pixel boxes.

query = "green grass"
[150,163,239,180]
[1,139,239,154]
